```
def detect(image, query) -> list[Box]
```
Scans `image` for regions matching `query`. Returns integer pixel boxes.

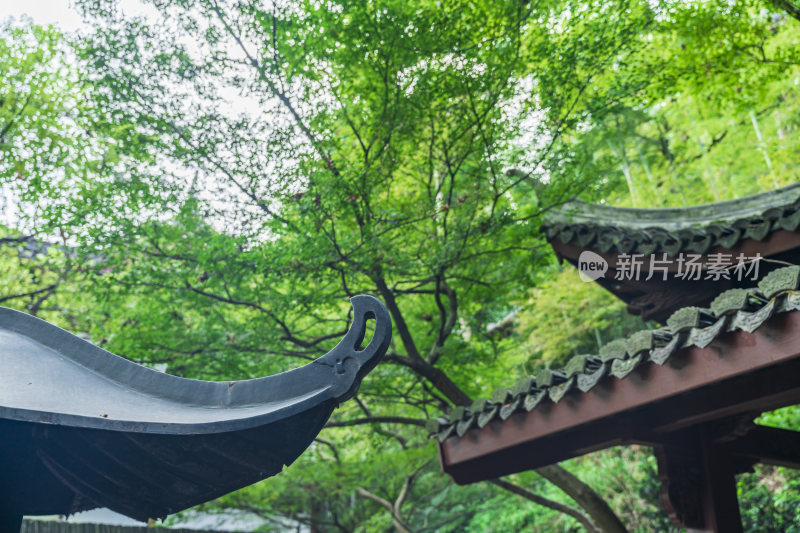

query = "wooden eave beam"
[439,311,800,484]
[728,425,800,470]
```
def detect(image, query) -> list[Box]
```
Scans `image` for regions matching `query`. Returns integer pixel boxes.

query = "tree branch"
[489,478,599,533]
[355,487,415,533]
[0,283,58,305]
[209,0,340,177]
[184,281,344,350]
[428,277,457,365]
[772,0,800,23]
[536,465,628,533]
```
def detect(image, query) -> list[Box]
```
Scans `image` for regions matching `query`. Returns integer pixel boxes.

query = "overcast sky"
[1,1,85,31]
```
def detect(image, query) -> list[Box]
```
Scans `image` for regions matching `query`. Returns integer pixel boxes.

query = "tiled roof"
[543,184,800,255]
[427,265,800,442]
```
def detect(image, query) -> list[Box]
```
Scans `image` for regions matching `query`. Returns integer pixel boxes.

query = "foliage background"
[2,0,800,531]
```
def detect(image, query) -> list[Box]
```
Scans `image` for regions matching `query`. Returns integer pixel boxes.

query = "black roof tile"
[543,184,800,256]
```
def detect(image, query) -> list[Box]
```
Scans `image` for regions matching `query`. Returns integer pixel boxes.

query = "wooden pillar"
[691,426,743,533]
[654,425,743,533]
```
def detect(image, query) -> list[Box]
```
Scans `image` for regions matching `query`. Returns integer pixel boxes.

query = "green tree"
[4,0,800,531]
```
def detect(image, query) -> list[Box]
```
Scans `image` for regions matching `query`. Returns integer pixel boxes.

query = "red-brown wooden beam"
[438,311,800,484]
[654,424,745,533]
[696,426,743,533]
[728,425,800,470]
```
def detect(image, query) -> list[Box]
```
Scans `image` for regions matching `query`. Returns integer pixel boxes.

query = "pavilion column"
[654,424,743,533]
[693,426,743,533]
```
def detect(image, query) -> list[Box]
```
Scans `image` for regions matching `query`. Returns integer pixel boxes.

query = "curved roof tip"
[324,294,394,402]
[547,183,800,229]
[0,295,392,523]
[0,294,392,434]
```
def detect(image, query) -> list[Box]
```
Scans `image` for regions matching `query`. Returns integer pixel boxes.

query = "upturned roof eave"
[430,266,800,463]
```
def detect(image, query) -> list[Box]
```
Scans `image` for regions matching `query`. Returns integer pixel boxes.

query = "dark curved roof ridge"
[0,295,391,435]
[427,265,800,442]
[543,183,800,255]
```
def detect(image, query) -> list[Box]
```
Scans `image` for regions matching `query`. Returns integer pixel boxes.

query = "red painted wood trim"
[440,311,800,469]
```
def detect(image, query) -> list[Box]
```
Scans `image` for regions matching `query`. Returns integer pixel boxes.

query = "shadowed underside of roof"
[0,296,392,524]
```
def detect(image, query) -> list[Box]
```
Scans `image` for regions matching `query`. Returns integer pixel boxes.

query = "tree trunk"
[772,0,800,22]
[490,478,599,533]
[374,274,627,532]
[537,464,628,533]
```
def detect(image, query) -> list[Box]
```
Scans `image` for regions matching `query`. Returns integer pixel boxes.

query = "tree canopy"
[2,1,800,531]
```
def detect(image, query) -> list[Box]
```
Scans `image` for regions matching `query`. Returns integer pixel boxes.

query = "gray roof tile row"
[543,184,800,255]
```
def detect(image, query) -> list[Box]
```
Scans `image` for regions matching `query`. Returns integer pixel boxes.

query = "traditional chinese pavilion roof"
[544,184,800,256]
[542,185,800,321]
[0,296,391,527]
[431,266,800,532]
[427,265,800,442]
